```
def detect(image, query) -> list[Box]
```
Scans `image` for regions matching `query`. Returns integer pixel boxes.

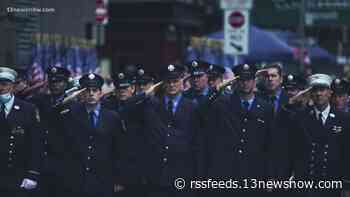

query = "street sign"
[224,10,249,55]
[305,11,337,26]
[220,0,253,9]
[252,0,350,27]
[96,0,109,25]
[229,11,245,28]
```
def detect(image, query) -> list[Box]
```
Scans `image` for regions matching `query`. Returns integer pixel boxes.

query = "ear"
[97,89,103,96]
[329,89,333,95]
[130,85,136,93]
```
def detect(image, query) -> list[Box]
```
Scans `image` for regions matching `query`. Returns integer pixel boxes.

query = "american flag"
[28,34,99,89]
[74,45,83,75]
[29,42,45,86]
[54,42,63,67]
[22,41,47,97]
[86,47,98,73]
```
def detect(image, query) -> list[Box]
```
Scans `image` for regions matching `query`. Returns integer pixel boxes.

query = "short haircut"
[264,62,283,77]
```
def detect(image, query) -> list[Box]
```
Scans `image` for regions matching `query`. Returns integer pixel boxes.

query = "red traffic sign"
[229,11,245,28]
[96,6,107,22]
[96,0,108,24]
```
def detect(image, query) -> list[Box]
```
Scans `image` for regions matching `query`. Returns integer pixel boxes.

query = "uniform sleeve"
[265,104,276,180]
[25,104,43,181]
[285,108,305,179]
[341,113,350,188]
[190,106,203,178]
[111,112,125,183]
[193,100,222,178]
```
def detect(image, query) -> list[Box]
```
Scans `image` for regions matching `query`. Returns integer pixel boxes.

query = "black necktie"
[167,99,174,119]
[195,91,204,104]
[243,101,250,112]
[270,96,276,108]
[317,112,323,126]
[270,96,276,105]
[0,104,6,121]
[89,111,96,128]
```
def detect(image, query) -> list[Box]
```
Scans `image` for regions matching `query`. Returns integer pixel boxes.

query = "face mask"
[0,93,12,104]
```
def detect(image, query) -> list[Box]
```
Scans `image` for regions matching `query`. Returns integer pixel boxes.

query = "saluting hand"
[216,76,239,91]
[255,68,269,77]
[288,87,312,104]
[145,81,163,96]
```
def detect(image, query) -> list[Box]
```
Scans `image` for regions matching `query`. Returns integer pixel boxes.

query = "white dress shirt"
[314,104,330,125]
[2,95,14,118]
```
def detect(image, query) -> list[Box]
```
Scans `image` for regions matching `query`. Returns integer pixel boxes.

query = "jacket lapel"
[247,97,261,120]
[174,96,185,119]
[145,97,167,141]
[277,90,289,113]
[95,108,109,133]
[230,94,245,117]
[73,103,91,130]
[6,99,23,132]
[226,94,244,137]
[304,108,328,141]
[95,107,103,131]
[6,98,19,123]
[324,108,339,134]
[159,97,170,123]
[6,99,31,136]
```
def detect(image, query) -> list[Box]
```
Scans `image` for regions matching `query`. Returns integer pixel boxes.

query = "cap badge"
[118,73,125,79]
[51,67,57,73]
[192,61,198,67]
[138,69,145,76]
[335,78,341,85]
[243,64,250,70]
[88,73,95,80]
[168,65,175,72]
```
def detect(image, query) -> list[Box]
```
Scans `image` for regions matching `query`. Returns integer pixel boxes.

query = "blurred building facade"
[0,0,96,69]
[104,0,221,75]
[1,0,349,77]
[252,0,350,75]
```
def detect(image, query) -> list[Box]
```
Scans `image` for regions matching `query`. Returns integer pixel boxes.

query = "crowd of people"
[1,60,350,197]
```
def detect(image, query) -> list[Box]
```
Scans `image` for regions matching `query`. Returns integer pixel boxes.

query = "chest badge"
[331,125,342,134]
[11,126,25,134]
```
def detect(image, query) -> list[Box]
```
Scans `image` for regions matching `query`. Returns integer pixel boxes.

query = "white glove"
[20,178,37,190]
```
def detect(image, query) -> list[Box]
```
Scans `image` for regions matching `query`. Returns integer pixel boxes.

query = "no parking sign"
[221,0,252,55]
[224,10,249,55]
